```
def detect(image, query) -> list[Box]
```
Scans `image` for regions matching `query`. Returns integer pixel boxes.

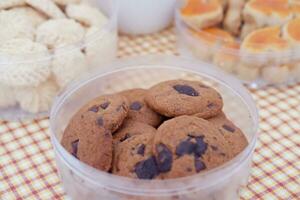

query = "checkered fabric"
[0,29,299,200]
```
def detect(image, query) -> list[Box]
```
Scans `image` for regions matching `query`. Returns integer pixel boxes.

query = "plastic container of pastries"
[50,55,258,200]
[175,0,300,88]
[0,0,118,120]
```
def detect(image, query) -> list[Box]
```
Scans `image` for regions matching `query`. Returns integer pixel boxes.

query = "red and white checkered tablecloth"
[1,29,299,200]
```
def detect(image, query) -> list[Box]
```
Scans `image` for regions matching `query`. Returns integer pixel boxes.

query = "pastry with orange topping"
[283,17,300,79]
[241,26,292,82]
[190,27,235,61]
[290,0,300,17]
[241,0,293,37]
[241,26,289,54]
[181,0,224,29]
[283,18,300,46]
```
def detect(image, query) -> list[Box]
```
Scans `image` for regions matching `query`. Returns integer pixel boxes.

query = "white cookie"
[52,48,87,88]
[8,6,47,27]
[0,10,35,44]
[66,3,108,27]
[36,19,85,49]
[0,0,25,10]
[0,38,51,87]
[53,0,81,6]
[0,84,17,108]
[223,0,246,35]
[84,26,117,68]
[15,78,59,113]
[25,0,65,18]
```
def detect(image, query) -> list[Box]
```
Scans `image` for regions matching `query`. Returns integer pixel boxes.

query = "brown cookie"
[113,133,158,179]
[61,113,82,156]
[145,79,223,118]
[61,93,128,171]
[79,93,129,132]
[119,88,162,127]
[62,112,112,171]
[153,115,230,179]
[208,112,248,157]
[113,120,156,145]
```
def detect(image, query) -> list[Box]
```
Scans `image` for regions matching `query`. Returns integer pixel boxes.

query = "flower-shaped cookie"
[8,6,47,27]
[0,10,35,43]
[36,19,85,49]
[0,38,51,87]
[52,48,87,88]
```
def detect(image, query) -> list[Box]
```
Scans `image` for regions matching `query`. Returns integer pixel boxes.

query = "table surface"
[0,29,299,200]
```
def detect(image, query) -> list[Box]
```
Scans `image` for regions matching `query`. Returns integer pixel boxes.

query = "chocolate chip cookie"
[78,93,129,132]
[145,79,223,118]
[62,111,113,171]
[113,133,158,179]
[208,112,248,157]
[153,115,230,179]
[113,120,156,144]
[120,88,163,127]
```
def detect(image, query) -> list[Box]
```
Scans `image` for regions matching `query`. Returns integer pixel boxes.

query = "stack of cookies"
[61,79,248,180]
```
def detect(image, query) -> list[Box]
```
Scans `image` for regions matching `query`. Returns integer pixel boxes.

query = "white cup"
[117,0,177,35]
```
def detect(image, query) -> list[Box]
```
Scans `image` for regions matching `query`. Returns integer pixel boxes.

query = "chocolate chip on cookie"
[134,156,159,179]
[145,79,223,118]
[155,143,173,173]
[113,133,159,179]
[120,88,163,127]
[153,115,230,178]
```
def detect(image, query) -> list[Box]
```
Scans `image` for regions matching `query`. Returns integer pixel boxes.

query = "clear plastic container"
[0,0,118,120]
[50,55,259,200]
[175,0,300,88]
